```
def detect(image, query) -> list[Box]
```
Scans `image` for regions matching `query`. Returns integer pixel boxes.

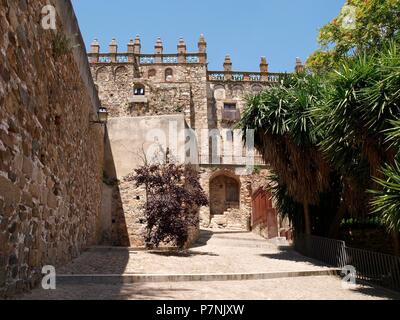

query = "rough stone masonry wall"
[91,63,208,129]
[0,0,104,297]
[103,115,187,247]
[208,81,267,129]
[199,168,270,229]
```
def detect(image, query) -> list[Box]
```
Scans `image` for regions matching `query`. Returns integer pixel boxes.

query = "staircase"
[209,208,246,230]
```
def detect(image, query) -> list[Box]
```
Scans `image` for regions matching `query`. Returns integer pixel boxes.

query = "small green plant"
[52,32,80,58]
[252,165,261,175]
[174,106,183,113]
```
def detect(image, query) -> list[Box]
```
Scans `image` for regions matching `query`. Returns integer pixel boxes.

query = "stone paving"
[20,276,400,300]
[57,230,331,275]
[17,230,400,300]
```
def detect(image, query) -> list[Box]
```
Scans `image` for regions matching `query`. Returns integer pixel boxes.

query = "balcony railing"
[198,155,266,166]
[222,109,241,122]
[208,71,287,83]
[88,52,203,65]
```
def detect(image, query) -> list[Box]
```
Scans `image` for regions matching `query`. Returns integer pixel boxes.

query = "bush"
[126,164,208,249]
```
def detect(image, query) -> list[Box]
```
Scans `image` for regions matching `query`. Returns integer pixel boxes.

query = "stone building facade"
[0,0,105,297]
[89,36,297,244]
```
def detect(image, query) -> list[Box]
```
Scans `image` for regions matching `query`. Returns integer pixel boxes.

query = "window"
[224,103,237,110]
[165,68,173,81]
[134,85,145,96]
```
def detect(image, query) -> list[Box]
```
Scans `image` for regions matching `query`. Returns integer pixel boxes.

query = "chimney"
[198,34,207,63]
[109,38,118,62]
[90,39,100,63]
[224,55,232,80]
[155,37,163,63]
[127,39,135,54]
[260,56,269,81]
[178,37,187,63]
[295,57,305,73]
[134,35,141,54]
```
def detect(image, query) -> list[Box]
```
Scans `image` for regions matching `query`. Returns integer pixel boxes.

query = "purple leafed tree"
[126,164,208,249]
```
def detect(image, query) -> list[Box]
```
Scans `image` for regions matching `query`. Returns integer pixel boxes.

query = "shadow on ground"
[192,229,257,248]
[259,250,328,266]
[149,250,218,257]
[18,283,195,300]
[349,284,400,300]
[190,229,214,248]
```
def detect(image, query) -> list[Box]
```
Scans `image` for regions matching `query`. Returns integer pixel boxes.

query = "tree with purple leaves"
[126,164,208,249]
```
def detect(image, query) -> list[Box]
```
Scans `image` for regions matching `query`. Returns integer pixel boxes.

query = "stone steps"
[209,212,246,230]
[56,269,340,285]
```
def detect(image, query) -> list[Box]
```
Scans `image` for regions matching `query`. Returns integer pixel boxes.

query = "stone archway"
[209,173,240,216]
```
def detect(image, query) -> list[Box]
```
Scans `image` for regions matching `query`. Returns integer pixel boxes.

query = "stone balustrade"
[198,154,267,166]
[88,37,302,80]
[89,52,203,65]
[208,71,287,83]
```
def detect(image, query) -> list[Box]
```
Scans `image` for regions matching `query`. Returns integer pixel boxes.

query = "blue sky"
[72,0,345,72]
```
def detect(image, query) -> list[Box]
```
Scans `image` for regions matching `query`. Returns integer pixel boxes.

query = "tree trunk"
[392,231,400,256]
[302,201,312,256]
[329,201,347,238]
[303,201,311,235]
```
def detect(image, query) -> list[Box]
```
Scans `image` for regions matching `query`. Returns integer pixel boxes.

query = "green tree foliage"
[371,160,400,232]
[371,117,400,232]
[307,0,400,72]
[242,41,400,236]
[240,73,334,235]
[314,42,400,219]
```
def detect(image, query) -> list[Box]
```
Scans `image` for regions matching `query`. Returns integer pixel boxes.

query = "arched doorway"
[209,174,240,216]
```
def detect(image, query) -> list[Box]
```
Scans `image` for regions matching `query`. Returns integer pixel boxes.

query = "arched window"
[134,84,145,96]
[96,67,108,81]
[148,69,156,78]
[165,68,173,81]
[252,84,263,93]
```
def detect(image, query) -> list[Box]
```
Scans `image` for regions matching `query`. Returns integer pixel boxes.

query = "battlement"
[87,35,302,83]
[88,35,207,65]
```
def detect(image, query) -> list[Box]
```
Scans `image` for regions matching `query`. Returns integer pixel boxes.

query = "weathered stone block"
[22,156,33,177]
[0,175,20,205]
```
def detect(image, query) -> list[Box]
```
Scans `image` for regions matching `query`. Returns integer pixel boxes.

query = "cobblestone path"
[19,230,400,300]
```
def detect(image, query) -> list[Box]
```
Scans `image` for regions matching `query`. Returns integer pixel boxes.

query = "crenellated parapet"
[88,35,207,66]
[88,35,304,84]
[207,56,303,84]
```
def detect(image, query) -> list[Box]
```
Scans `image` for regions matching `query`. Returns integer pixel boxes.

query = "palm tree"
[371,160,400,232]
[314,41,400,217]
[371,117,400,232]
[313,40,400,252]
[240,73,331,235]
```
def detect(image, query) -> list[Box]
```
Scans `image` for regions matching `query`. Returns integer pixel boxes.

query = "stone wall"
[0,0,104,297]
[208,81,267,129]
[103,115,193,247]
[89,38,287,236]
[199,167,270,230]
[91,63,208,130]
